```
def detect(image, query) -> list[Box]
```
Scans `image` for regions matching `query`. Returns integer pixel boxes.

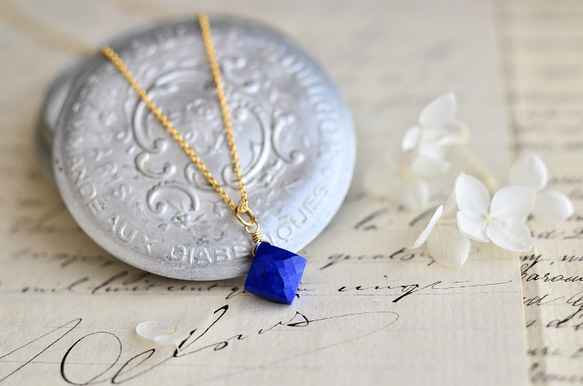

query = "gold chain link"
[198,13,249,212]
[100,13,263,245]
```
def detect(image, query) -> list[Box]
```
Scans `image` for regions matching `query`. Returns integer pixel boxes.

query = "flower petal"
[508,153,548,191]
[418,142,448,163]
[433,130,469,148]
[136,321,172,340]
[487,219,533,252]
[457,210,489,242]
[419,127,450,147]
[426,223,471,267]
[442,190,458,219]
[411,205,443,249]
[153,332,191,346]
[533,190,574,224]
[455,173,490,214]
[419,92,457,129]
[402,126,422,151]
[175,309,215,332]
[490,185,535,222]
[403,177,430,210]
[408,154,450,177]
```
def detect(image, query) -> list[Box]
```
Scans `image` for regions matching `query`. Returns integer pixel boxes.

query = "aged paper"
[498,1,583,384]
[0,0,527,385]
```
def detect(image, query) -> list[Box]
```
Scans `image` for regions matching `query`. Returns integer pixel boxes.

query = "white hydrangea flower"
[136,310,213,351]
[509,153,574,224]
[362,156,431,210]
[455,173,535,252]
[363,93,471,211]
[411,193,471,267]
[402,92,468,170]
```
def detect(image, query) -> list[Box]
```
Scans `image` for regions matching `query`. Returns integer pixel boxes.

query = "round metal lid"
[36,58,85,186]
[52,16,355,280]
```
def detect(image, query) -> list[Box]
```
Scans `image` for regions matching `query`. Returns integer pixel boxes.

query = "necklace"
[100,13,307,304]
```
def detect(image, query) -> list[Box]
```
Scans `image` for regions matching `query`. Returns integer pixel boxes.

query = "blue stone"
[244,243,307,304]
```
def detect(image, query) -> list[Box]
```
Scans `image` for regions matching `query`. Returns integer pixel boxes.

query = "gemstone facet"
[244,243,307,304]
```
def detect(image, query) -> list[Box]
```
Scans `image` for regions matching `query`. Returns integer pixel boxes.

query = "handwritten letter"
[0,0,527,385]
[499,1,583,383]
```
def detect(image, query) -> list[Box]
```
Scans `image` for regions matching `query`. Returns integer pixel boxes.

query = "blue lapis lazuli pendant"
[244,242,307,304]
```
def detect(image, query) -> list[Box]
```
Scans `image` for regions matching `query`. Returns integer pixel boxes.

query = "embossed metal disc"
[53,16,355,280]
[36,59,85,186]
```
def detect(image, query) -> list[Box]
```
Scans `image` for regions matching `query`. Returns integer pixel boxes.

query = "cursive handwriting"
[11,248,115,268]
[0,305,399,384]
[0,319,81,382]
[353,208,390,231]
[10,204,82,235]
[338,278,511,303]
[522,250,583,332]
[521,253,583,284]
[320,247,435,270]
[529,362,583,384]
[16,269,237,297]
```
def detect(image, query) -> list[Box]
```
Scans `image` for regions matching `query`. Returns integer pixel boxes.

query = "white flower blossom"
[363,156,431,210]
[136,310,213,351]
[509,153,573,224]
[402,92,468,171]
[411,193,471,267]
[455,173,535,252]
[363,93,471,210]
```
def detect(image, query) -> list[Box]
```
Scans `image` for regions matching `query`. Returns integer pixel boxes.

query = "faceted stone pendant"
[244,243,307,304]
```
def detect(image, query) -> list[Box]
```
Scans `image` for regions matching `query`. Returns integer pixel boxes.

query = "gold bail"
[235,205,263,247]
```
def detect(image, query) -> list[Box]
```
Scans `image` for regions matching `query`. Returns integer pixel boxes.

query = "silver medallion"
[52,16,355,280]
[36,59,85,186]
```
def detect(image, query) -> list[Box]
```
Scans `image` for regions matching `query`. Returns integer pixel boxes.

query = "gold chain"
[100,13,263,245]
[198,13,249,212]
